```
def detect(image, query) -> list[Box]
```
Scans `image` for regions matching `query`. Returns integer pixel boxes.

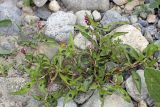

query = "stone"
[36,43,59,59]
[144,30,153,43]
[155,32,160,40]
[0,2,21,35]
[92,10,101,22]
[130,15,138,24]
[74,91,94,104]
[147,14,157,23]
[100,10,129,26]
[138,100,147,107]
[75,10,92,26]
[140,12,148,20]
[24,15,40,24]
[49,0,61,12]
[157,20,160,28]
[74,33,92,49]
[113,0,128,5]
[124,0,142,12]
[33,0,47,7]
[45,11,76,42]
[16,0,23,8]
[81,91,134,107]
[35,7,52,20]
[61,0,109,12]
[125,70,149,102]
[138,20,148,27]
[145,25,157,36]
[154,51,160,59]
[114,25,149,52]
[22,7,33,14]
[57,97,77,107]
[0,77,43,107]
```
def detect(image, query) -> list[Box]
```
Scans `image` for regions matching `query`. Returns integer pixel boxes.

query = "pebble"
[57,97,77,107]
[124,0,140,12]
[140,12,148,20]
[35,7,52,20]
[24,15,40,24]
[16,0,23,8]
[138,100,147,107]
[113,0,128,5]
[146,25,157,35]
[22,7,33,14]
[33,0,47,7]
[92,10,101,21]
[147,14,157,23]
[157,20,160,28]
[155,32,160,40]
[49,0,61,12]
[144,30,153,43]
[130,15,138,24]
[138,19,149,27]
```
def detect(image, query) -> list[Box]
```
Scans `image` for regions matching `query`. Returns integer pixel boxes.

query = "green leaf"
[144,44,160,57]
[0,19,12,27]
[11,81,35,95]
[144,68,160,107]
[64,90,77,103]
[132,71,141,93]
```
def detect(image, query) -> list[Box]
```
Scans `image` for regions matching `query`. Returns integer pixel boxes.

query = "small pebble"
[147,14,157,23]
[49,0,61,12]
[138,100,147,107]
[92,10,101,21]
[16,1,23,9]
[140,12,147,20]
[130,15,138,24]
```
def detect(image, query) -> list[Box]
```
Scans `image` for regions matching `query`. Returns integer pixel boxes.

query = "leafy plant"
[13,15,160,107]
[23,0,33,7]
[149,0,160,9]
[0,19,12,27]
[133,4,151,15]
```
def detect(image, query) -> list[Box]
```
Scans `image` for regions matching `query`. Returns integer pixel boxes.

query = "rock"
[154,51,160,59]
[114,25,149,52]
[74,91,93,104]
[0,77,43,107]
[45,11,76,42]
[147,14,157,23]
[33,0,47,7]
[103,93,134,107]
[49,0,61,12]
[61,0,109,12]
[16,0,23,8]
[157,20,160,28]
[22,7,33,14]
[113,0,128,5]
[138,100,147,107]
[0,36,18,53]
[81,91,134,107]
[36,43,59,59]
[144,30,153,43]
[35,7,52,20]
[155,32,160,40]
[130,15,138,24]
[100,10,129,26]
[0,3,21,35]
[75,10,92,26]
[92,10,101,22]
[125,70,149,102]
[124,0,142,12]
[145,97,154,107]
[140,12,148,20]
[145,25,157,36]
[138,20,148,27]
[57,97,77,107]
[24,15,40,24]
[74,33,92,49]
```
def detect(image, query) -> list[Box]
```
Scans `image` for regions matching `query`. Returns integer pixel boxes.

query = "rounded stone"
[49,0,61,12]
[92,10,101,21]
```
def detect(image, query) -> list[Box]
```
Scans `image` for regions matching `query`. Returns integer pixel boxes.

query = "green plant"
[133,4,151,15]
[12,16,160,107]
[23,0,33,7]
[149,0,160,9]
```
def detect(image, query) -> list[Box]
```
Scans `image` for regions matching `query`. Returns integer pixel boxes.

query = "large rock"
[0,77,43,107]
[45,11,76,42]
[113,25,149,52]
[61,0,109,12]
[0,0,21,35]
[81,91,134,107]
[125,70,149,102]
[100,10,129,26]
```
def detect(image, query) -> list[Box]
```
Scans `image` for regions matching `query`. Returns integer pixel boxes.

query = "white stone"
[92,10,101,21]
[114,25,149,52]
[49,0,61,12]
[147,14,157,23]
[130,15,138,24]
[138,100,147,107]
[33,0,47,7]
[74,33,92,50]
[75,10,92,26]
[113,0,128,5]
[125,70,149,102]
[16,0,23,8]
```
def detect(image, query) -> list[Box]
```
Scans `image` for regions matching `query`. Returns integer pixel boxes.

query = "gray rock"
[145,25,157,36]
[125,70,149,102]
[0,2,21,35]
[130,15,138,24]
[154,51,160,59]
[75,10,92,26]
[155,32,160,40]
[138,20,148,27]
[81,91,134,107]
[0,77,43,107]
[74,91,93,104]
[92,10,101,22]
[33,0,48,7]
[144,30,153,43]
[61,0,109,12]
[157,20,160,28]
[100,10,129,26]
[140,12,147,20]
[35,7,52,20]
[45,11,76,42]
[57,97,77,107]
